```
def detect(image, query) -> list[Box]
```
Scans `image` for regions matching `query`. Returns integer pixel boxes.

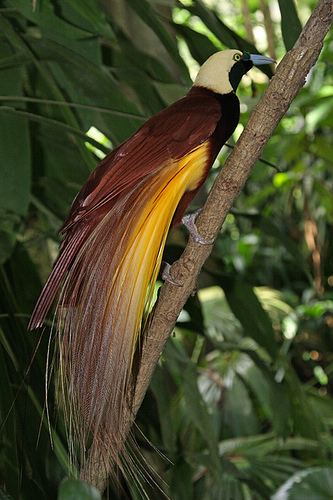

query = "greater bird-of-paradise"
[28,49,274,485]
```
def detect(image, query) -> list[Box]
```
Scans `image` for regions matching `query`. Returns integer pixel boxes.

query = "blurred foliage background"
[0,0,333,498]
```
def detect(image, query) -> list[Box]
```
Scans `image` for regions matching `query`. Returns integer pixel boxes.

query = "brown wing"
[61,88,222,233]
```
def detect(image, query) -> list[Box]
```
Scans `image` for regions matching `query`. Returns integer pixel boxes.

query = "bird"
[28,49,274,487]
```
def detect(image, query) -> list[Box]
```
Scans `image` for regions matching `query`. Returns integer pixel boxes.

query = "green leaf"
[269,375,292,437]
[114,30,177,84]
[314,134,333,164]
[58,478,101,500]
[248,455,303,493]
[0,214,20,265]
[284,366,323,441]
[9,0,113,39]
[218,434,319,458]
[168,459,194,500]
[150,365,177,453]
[0,40,30,262]
[221,276,278,359]
[0,344,19,499]
[307,390,333,427]
[0,51,32,71]
[61,0,115,39]
[0,484,15,499]
[182,361,220,467]
[151,81,186,107]
[28,35,144,144]
[278,0,302,51]
[174,23,218,64]
[0,46,31,218]
[223,374,260,436]
[164,340,222,478]
[272,467,333,500]
[123,0,191,84]
[239,212,312,282]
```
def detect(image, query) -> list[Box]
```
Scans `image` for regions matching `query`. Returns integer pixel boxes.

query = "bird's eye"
[233,53,241,61]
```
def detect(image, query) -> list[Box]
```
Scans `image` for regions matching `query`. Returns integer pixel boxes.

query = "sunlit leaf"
[272,467,333,500]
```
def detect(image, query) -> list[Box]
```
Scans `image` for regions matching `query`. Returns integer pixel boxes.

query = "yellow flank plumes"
[58,142,210,473]
[117,141,211,365]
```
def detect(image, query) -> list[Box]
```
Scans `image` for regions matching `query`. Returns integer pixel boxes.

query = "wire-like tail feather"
[28,228,91,330]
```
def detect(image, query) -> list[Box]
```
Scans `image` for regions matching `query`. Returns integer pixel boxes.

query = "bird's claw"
[182,209,214,245]
[161,262,182,287]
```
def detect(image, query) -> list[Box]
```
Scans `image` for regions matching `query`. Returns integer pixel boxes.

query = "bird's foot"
[182,209,214,245]
[162,262,183,287]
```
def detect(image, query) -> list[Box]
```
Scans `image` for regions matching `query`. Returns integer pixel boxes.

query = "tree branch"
[131,0,333,416]
[87,0,333,491]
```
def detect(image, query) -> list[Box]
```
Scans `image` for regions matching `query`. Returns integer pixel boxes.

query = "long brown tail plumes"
[44,145,209,482]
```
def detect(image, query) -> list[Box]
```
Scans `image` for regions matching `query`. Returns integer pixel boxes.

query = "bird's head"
[194,49,275,95]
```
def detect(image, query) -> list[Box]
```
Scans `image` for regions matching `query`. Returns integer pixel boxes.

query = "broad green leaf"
[221,276,278,359]
[0,51,32,71]
[0,345,19,499]
[9,0,113,39]
[27,36,144,144]
[0,40,30,262]
[285,366,323,441]
[60,0,114,39]
[151,81,186,107]
[223,375,260,436]
[314,134,333,164]
[164,340,222,479]
[4,244,44,314]
[182,361,220,470]
[306,97,333,132]
[232,358,291,438]
[269,376,292,437]
[272,467,333,500]
[168,459,194,500]
[0,213,21,265]
[123,0,191,84]
[239,212,312,282]
[0,13,31,52]
[150,365,177,453]
[114,31,177,84]
[187,0,239,48]
[174,23,218,64]
[218,434,319,458]
[249,455,303,492]
[58,478,101,500]
[278,0,302,51]
[0,14,97,170]
[201,473,245,500]
[112,66,168,116]
[307,390,333,427]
